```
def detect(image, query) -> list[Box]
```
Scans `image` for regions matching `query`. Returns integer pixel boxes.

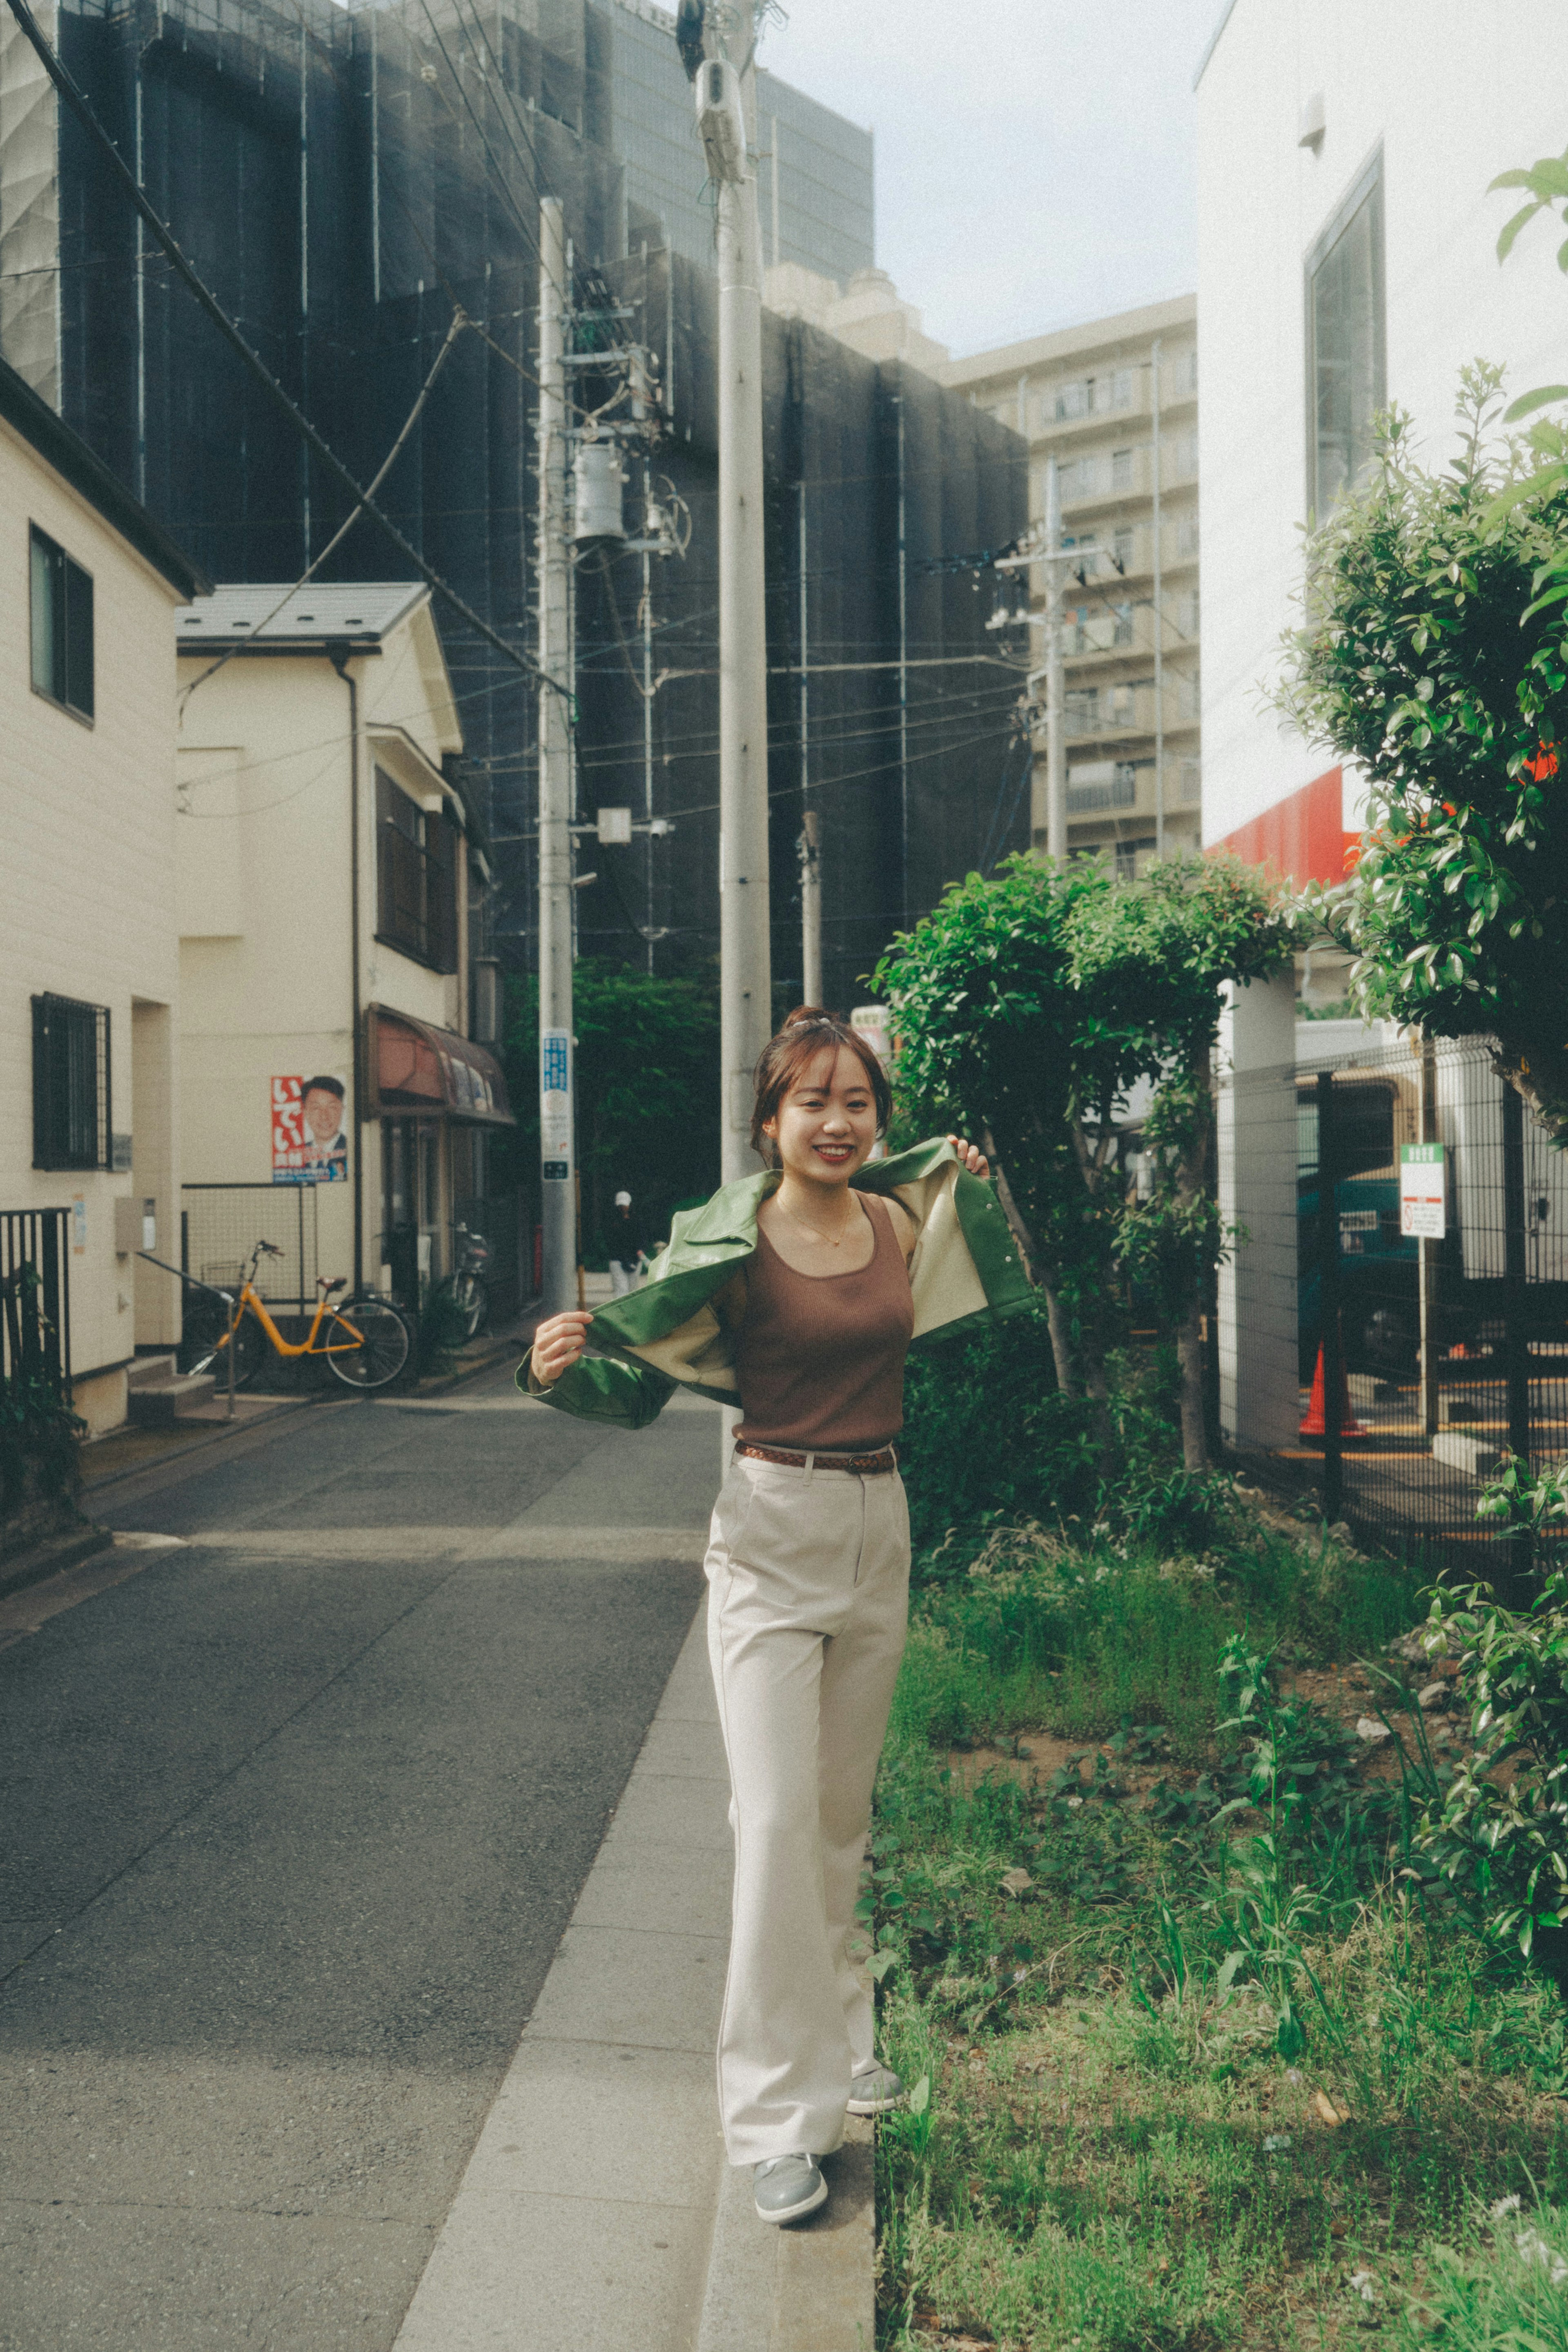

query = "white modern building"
[1196,0,1568,1451]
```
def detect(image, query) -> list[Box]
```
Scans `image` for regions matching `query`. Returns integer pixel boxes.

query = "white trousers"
[703,1449,911,2165]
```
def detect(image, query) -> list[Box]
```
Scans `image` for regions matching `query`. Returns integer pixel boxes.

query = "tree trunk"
[1040,1275,1080,1397]
[1174,1048,1214,1472]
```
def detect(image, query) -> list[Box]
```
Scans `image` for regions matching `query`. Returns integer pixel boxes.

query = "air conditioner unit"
[695,56,746,185]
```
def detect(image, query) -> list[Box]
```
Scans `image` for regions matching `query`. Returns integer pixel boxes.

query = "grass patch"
[870,1504,1568,2350]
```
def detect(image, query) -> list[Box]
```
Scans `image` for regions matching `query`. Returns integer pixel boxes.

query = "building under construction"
[1,0,1027,1010]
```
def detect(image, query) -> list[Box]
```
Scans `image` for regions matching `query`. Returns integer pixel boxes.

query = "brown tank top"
[735,1193,915,1452]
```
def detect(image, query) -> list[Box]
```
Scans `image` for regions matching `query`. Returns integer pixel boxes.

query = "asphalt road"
[0,1365,715,2350]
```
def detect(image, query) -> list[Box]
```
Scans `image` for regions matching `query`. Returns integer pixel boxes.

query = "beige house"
[939,296,1201,871]
[0,354,204,1436]
[763,263,951,375]
[174,585,513,1325]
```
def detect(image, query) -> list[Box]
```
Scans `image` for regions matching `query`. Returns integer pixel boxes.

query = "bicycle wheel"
[323,1297,412,1391]
[179,1300,265,1389]
[443,1270,488,1342]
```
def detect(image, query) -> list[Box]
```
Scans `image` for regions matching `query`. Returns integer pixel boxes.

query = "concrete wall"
[1196,0,1568,852]
[0,412,183,1431]
[1216,968,1299,1451]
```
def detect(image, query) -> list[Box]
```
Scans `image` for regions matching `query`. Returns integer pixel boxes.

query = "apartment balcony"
[1053,673,1202,747]
[1025,375,1198,453]
[1055,754,1203,825]
[1054,440,1200,522]
[1062,606,1199,665]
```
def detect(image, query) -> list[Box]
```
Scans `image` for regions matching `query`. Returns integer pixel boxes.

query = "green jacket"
[519,1135,1033,1431]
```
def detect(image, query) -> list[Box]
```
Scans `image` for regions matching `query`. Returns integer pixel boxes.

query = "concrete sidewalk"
[393,1567,875,2352]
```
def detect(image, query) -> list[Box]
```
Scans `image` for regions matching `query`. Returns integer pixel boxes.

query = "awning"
[366,1005,514,1126]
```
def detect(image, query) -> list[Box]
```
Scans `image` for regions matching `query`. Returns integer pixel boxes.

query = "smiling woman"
[523,1008,1018,2229]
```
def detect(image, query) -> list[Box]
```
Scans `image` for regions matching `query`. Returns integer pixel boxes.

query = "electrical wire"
[179,307,469,709]
[0,0,555,700]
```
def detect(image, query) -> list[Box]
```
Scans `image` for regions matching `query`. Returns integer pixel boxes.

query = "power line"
[0,0,558,702]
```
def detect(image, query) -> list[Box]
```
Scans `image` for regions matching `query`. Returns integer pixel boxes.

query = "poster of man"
[272,1074,349,1184]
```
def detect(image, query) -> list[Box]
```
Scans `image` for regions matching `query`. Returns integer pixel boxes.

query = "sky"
[755,0,1224,361]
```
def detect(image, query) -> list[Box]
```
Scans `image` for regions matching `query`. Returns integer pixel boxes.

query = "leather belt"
[734,1440,898,1476]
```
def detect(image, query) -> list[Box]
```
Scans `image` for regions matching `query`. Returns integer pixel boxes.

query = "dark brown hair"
[749,1008,892,1164]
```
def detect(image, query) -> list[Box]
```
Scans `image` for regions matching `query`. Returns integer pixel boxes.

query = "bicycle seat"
[319,1275,347,1295]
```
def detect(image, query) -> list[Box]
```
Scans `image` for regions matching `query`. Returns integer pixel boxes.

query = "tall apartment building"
[940,295,1200,871]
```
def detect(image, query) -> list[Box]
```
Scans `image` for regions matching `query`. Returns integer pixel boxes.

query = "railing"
[0,1208,71,1398]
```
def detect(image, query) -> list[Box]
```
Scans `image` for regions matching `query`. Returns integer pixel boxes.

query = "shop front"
[366,1005,515,1312]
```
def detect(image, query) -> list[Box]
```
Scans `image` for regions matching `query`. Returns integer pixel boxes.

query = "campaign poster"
[272,1074,349,1184]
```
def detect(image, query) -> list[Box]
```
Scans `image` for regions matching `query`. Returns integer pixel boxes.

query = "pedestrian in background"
[606,1190,646,1296]
[526,1011,1022,2227]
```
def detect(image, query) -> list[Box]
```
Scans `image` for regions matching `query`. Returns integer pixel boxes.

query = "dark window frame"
[1304,147,1387,520]
[31,993,111,1171]
[374,769,459,974]
[29,524,95,725]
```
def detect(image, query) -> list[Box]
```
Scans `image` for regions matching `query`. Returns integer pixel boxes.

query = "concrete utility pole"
[699,7,771,1182]
[797,480,821,1002]
[536,195,576,1314]
[1023,456,1067,860]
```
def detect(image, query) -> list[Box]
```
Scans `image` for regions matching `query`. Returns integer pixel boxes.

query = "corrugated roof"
[175,582,429,645]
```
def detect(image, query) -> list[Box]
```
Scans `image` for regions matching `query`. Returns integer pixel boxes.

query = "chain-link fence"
[1219,1031,1568,1591]
[180,1186,318,1313]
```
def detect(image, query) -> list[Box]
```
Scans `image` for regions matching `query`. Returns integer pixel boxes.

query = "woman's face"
[764,1046,878,1186]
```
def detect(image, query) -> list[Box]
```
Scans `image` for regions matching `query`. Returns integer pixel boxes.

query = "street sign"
[1400,1141,1446,1239]
[540,1028,572,1182]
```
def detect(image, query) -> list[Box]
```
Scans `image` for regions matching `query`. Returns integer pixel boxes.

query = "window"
[1066,762,1137,815]
[1065,687,1099,733]
[376,770,458,972]
[1306,152,1385,515]
[1180,759,1202,805]
[1054,379,1088,422]
[1112,367,1135,412]
[29,526,94,721]
[1109,684,1136,727]
[1176,430,1199,477]
[1176,511,1200,557]
[1111,447,1134,491]
[1114,524,1134,573]
[32,993,110,1170]
[1112,601,1134,648]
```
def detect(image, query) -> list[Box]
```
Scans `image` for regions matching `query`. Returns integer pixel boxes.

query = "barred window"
[32,993,110,1170]
[375,770,458,973]
[30,526,94,722]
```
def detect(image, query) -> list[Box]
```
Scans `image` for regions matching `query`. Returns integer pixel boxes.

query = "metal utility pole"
[1419,1034,1440,1438]
[536,195,576,1313]
[1150,336,1165,860]
[695,9,771,1182]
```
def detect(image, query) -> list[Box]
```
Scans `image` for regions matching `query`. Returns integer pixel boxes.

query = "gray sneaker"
[847,2064,905,2116]
[753,2153,827,2224]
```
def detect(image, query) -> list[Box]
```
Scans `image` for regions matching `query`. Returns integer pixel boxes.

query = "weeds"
[872,1500,1568,2350]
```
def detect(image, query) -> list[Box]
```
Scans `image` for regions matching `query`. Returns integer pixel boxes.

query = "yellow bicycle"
[180,1240,412,1391]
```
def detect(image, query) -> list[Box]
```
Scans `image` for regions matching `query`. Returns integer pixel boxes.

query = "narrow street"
[0,1367,716,2350]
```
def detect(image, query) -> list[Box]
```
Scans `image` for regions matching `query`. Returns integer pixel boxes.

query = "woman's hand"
[530,1309,594,1386]
[947,1133,991,1181]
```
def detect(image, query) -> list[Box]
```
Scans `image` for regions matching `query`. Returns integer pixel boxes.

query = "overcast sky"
[757,0,1222,360]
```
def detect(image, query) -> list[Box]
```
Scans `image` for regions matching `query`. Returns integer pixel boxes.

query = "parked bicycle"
[179,1241,412,1391]
[433,1220,490,1342]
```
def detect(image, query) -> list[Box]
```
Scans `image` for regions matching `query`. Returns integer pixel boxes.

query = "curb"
[0,1522,115,1604]
[390,1592,876,2350]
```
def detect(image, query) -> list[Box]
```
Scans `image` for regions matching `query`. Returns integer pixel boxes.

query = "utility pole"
[1151,335,1165,860]
[536,195,576,1313]
[695,7,771,1184]
[1019,455,1067,860]
[797,479,821,1001]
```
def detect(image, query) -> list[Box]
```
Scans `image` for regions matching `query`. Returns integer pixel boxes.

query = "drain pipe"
[327,640,364,1295]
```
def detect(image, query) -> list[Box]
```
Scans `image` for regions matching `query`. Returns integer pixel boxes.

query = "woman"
[527,1010,1020,2225]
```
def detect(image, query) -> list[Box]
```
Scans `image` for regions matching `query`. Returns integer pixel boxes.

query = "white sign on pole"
[1400,1142,1446,1239]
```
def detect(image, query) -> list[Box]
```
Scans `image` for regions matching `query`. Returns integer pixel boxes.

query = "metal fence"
[1220,1031,1568,1591]
[180,1185,318,1313]
[0,1209,71,1398]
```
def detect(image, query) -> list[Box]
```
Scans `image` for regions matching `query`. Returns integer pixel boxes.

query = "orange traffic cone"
[1299,1334,1363,1439]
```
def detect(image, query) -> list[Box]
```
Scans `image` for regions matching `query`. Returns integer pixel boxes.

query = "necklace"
[780,1196,857,1249]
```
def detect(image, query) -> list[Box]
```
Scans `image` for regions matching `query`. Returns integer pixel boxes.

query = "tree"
[874,852,1295,1468]
[1276,367,1568,1137]
[501,961,720,1256]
